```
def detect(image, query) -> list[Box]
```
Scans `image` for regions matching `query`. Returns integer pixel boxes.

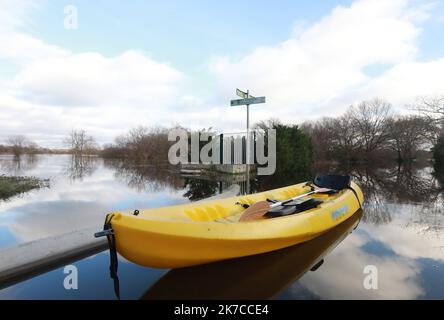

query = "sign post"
[230,90,266,194]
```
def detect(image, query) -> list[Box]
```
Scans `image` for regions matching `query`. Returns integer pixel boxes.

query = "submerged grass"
[0,175,49,200]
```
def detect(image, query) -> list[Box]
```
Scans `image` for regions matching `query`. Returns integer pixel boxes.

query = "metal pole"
[246,91,250,194]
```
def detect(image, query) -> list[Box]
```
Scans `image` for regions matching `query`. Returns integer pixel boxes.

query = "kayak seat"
[265,199,324,218]
[313,174,351,191]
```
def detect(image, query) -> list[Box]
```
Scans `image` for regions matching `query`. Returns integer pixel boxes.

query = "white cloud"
[12,50,184,107]
[299,232,424,299]
[361,58,444,105]
[0,1,191,146]
[362,203,444,261]
[1,0,444,146]
[209,0,439,120]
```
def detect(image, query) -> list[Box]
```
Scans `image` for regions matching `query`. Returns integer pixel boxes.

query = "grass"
[0,175,49,200]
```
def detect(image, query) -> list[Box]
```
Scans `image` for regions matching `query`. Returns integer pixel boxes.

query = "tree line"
[0,135,61,157]
[100,126,172,162]
[0,130,98,157]
[301,97,443,165]
[2,95,443,167]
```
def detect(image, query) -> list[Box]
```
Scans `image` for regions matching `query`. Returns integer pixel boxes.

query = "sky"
[1,0,444,147]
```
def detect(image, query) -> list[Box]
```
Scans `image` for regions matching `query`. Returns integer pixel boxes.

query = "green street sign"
[236,89,254,99]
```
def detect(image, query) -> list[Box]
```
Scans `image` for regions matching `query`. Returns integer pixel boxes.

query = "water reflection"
[433,162,444,190]
[64,156,98,182]
[301,162,443,226]
[0,155,40,176]
[1,155,443,299]
[290,222,444,299]
[255,168,312,193]
[353,165,440,202]
[181,170,253,198]
[0,155,190,249]
[183,178,219,201]
[104,160,184,193]
[141,210,363,300]
[351,165,443,225]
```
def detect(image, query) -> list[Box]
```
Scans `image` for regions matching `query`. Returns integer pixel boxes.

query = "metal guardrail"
[0,185,241,290]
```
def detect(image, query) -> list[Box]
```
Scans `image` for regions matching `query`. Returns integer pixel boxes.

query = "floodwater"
[0,154,443,300]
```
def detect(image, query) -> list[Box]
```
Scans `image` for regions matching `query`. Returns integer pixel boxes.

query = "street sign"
[236,88,254,99]
[229,90,265,194]
[230,96,266,107]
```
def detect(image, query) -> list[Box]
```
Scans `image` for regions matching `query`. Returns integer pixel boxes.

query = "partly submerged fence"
[191,131,265,166]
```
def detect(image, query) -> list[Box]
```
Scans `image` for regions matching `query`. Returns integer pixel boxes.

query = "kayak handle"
[94,229,114,238]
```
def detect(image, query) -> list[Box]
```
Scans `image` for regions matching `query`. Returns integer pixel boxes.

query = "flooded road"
[0,155,188,249]
[0,155,443,299]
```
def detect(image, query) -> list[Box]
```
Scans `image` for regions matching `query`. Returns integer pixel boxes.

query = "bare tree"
[301,118,337,161]
[64,129,97,155]
[413,95,444,124]
[26,141,39,155]
[303,101,392,162]
[104,126,170,162]
[434,136,444,166]
[412,95,444,144]
[331,115,359,156]
[7,135,27,157]
[387,115,433,163]
[254,118,282,131]
[348,98,393,154]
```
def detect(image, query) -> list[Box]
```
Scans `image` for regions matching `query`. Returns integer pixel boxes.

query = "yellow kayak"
[98,175,364,269]
[142,210,363,300]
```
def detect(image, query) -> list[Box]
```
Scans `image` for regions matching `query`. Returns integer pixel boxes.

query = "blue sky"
[30,1,354,66]
[26,1,444,76]
[23,0,356,95]
[1,0,444,147]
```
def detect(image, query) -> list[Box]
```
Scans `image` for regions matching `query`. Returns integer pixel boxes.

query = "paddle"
[239,187,332,222]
